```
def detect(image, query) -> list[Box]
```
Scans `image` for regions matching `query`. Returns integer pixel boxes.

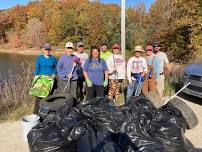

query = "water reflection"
[0,52,36,79]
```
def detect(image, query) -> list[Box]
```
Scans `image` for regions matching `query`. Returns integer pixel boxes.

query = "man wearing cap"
[73,42,88,100]
[106,44,125,103]
[153,42,171,97]
[142,45,157,94]
[100,43,112,95]
[100,43,112,61]
[126,46,147,102]
[57,42,79,99]
[33,43,57,114]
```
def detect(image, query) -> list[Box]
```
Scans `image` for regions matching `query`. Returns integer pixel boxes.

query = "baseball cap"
[42,43,51,51]
[65,42,74,49]
[101,42,107,46]
[77,42,84,47]
[146,45,153,51]
[153,42,161,48]
[133,46,145,52]
[112,44,120,50]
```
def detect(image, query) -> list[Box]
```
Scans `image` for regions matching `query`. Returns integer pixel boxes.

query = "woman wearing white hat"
[126,46,147,102]
[57,42,79,99]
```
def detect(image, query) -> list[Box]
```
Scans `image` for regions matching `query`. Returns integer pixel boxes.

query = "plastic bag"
[29,75,54,98]
[80,97,125,133]
[28,106,82,152]
[28,122,68,152]
[149,104,188,152]
[28,97,189,152]
[123,97,164,152]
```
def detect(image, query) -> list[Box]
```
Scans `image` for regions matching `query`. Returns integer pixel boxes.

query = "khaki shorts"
[157,75,165,97]
[142,75,157,95]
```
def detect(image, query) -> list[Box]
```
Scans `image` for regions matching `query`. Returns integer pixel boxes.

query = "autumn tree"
[148,0,202,63]
[126,4,148,50]
[22,18,46,47]
[12,5,27,35]
[0,0,201,63]
[0,10,13,43]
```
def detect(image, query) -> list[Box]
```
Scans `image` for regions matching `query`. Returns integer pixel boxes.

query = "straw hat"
[133,46,145,52]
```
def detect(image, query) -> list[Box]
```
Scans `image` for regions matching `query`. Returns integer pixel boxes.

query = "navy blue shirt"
[83,58,108,85]
[35,55,57,75]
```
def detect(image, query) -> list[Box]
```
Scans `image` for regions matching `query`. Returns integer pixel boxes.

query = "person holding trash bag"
[106,44,125,102]
[126,46,147,102]
[73,42,88,100]
[153,42,171,97]
[83,46,109,99]
[142,45,157,94]
[57,42,79,99]
[32,43,57,114]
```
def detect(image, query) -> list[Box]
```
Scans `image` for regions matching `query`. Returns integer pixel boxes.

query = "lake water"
[0,52,36,80]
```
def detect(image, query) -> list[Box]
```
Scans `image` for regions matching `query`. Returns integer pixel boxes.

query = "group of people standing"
[33,41,171,113]
[126,44,171,102]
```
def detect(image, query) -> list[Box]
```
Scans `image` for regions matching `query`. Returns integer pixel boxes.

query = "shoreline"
[0,48,64,56]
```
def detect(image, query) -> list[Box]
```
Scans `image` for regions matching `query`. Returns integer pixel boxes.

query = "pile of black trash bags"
[28,97,189,152]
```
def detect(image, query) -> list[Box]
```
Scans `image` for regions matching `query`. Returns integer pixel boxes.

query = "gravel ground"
[0,94,202,152]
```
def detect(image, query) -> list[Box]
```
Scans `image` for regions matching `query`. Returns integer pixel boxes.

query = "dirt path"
[0,94,201,152]
[0,121,29,152]
[181,94,202,151]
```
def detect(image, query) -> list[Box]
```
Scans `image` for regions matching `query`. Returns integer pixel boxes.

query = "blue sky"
[0,0,154,10]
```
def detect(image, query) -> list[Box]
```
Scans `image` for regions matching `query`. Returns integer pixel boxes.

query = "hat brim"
[44,48,51,51]
[134,49,145,52]
[112,47,120,50]
[66,47,74,49]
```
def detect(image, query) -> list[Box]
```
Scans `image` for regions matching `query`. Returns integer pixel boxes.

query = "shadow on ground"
[187,138,202,152]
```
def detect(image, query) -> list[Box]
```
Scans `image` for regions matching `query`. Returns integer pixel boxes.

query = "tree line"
[0,0,201,63]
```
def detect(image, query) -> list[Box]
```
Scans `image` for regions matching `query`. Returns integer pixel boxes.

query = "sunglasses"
[66,47,73,49]
[45,49,51,51]
[154,45,160,48]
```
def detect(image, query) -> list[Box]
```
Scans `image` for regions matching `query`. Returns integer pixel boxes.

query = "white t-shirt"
[73,51,88,67]
[127,56,147,81]
[106,54,126,80]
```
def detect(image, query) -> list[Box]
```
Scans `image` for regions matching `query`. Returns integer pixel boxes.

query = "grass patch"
[0,102,34,121]
[164,81,176,97]
[0,61,35,121]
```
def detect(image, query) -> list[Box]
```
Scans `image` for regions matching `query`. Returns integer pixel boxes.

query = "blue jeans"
[126,80,143,103]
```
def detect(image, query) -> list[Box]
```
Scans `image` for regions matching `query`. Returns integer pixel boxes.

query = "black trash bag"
[28,96,190,152]
[28,104,82,152]
[28,122,69,152]
[149,104,188,152]
[86,133,127,152]
[28,97,126,152]
[122,115,164,152]
[80,97,125,133]
[79,96,105,106]
[54,107,83,136]
[77,126,138,152]
[110,132,139,152]
[125,97,157,132]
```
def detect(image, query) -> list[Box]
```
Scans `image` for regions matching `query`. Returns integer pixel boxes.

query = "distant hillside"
[0,0,201,63]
